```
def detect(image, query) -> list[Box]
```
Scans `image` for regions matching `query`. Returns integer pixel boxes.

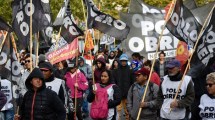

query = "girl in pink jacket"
[65,61,88,120]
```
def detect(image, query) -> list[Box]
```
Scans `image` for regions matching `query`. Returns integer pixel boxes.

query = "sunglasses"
[206,83,215,87]
[25,60,31,63]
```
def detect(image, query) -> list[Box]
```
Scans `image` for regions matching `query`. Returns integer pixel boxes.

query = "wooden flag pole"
[136,0,176,119]
[74,46,79,120]
[30,0,33,72]
[81,0,87,56]
[0,31,8,51]
[169,4,215,113]
[35,32,39,67]
[11,34,19,61]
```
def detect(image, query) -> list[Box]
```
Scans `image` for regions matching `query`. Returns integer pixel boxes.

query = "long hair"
[100,70,114,85]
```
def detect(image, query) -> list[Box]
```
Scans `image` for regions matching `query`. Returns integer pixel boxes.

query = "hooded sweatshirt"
[78,56,92,80]
[20,68,66,120]
[65,69,88,98]
[94,57,106,83]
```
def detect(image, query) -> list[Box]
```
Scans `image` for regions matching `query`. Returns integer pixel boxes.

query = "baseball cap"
[166,59,181,68]
[135,67,150,76]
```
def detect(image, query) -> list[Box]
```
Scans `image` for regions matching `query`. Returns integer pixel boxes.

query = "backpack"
[90,83,113,119]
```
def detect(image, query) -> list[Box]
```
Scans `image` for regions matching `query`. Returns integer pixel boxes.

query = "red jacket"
[151,72,161,86]
[65,69,88,98]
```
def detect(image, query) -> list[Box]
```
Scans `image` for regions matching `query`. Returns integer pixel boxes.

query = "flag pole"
[136,0,176,119]
[35,32,39,67]
[11,33,19,61]
[30,0,33,72]
[169,4,215,113]
[81,0,87,56]
[74,43,79,120]
[0,31,8,52]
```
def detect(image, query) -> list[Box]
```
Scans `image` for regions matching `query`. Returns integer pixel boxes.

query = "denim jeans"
[0,108,14,120]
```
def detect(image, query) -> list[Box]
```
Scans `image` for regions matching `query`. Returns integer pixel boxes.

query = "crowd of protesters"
[0,48,215,120]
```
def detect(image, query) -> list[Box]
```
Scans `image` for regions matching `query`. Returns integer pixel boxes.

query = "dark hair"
[101,70,113,84]
[111,59,119,70]
[24,53,31,59]
[131,52,141,59]
[144,60,152,67]
[159,51,166,57]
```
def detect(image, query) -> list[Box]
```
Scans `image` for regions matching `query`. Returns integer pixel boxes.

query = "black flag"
[40,0,53,49]
[85,0,130,41]
[166,0,202,48]
[0,17,12,32]
[188,8,215,77]
[0,32,21,99]
[60,0,84,43]
[191,2,215,25]
[53,0,69,26]
[12,0,50,47]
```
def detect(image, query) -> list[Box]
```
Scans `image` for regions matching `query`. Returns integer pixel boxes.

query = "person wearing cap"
[157,59,195,120]
[38,62,68,110]
[112,54,135,120]
[127,67,159,120]
[65,58,88,120]
[14,68,66,120]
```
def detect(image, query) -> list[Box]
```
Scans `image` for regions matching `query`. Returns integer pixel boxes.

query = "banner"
[100,34,115,45]
[48,36,68,53]
[120,13,179,59]
[84,31,94,52]
[0,32,21,99]
[188,8,215,77]
[85,0,130,41]
[46,38,78,64]
[12,0,50,47]
[166,0,202,48]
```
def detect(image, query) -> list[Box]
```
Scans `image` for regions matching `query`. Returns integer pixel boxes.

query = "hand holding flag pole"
[136,0,176,119]
[169,4,215,114]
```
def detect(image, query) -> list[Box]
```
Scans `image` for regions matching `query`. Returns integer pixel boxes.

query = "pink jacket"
[65,69,88,98]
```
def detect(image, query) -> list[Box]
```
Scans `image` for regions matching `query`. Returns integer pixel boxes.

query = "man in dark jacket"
[112,54,135,120]
[14,68,66,120]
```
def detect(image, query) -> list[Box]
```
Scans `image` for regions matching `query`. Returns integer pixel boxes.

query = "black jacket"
[154,60,168,77]
[20,68,66,120]
[112,65,135,99]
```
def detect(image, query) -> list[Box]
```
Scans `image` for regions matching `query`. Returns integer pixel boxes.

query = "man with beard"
[157,59,195,120]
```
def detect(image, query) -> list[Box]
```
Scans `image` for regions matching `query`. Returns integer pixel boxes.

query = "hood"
[96,57,106,68]
[79,56,86,64]
[25,68,46,91]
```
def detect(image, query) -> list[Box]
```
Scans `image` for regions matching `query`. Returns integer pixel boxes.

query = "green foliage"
[0,1,13,24]
[0,0,214,26]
